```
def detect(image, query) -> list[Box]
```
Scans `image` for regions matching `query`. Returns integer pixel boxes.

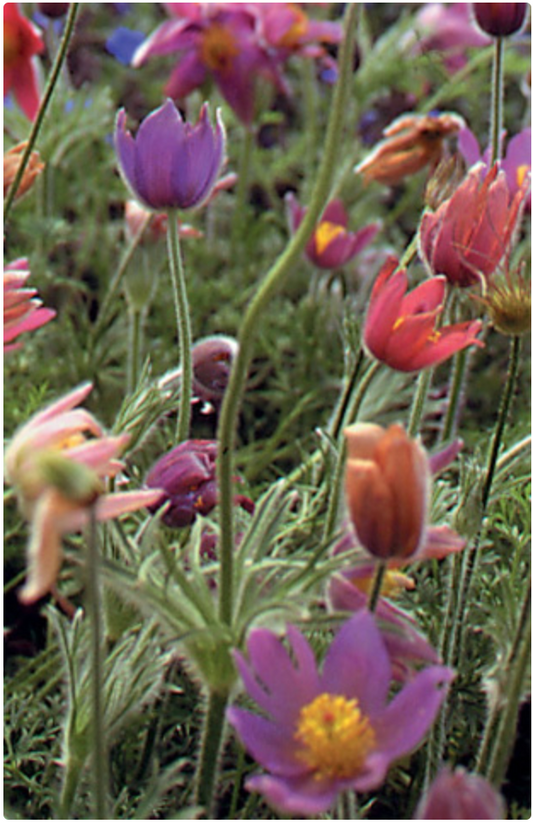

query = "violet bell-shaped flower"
[227,610,453,816]
[114,99,226,211]
[415,765,505,819]
[286,193,380,270]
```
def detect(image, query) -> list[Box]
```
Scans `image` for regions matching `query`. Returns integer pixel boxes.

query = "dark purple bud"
[415,766,505,819]
[37,3,70,18]
[473,3,528,36]
[192,335,239,404]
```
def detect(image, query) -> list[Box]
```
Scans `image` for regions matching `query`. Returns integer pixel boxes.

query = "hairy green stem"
[85,506,109,819]
[4,3,79,223]
[167,210,193,443]
[329,348,366,441]
[407,367,433,437]
[194,689,229,816]
[216,3,360,627]
[490,37,505,166]
[230,126,254,251]
[126,306,144,395]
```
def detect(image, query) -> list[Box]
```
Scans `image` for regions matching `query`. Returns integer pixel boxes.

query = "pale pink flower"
[4,258,55,352]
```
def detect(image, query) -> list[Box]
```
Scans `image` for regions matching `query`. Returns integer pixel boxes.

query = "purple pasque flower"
[227,610,453,816]
[132,5,283,126]
[286,193,380,270]
[145,439,253,528]
[459,125,531,204]
[252,3,342,60]
[114,99,226,211]
[415,766,505,819]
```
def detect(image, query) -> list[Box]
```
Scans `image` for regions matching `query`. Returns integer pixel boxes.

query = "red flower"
[364,257,483,372]
[4,3,44,121]
[419,163,528,287]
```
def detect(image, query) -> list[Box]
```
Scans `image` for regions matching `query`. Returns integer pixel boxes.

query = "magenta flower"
[412,3,491,74]
[458,126,531,203]
[133,5,282,126]
[287,194,380,270]
[415,766,505,819]
[192,335,239,405]
[115,100,226,211]
[472,3,528,37]
[364,257,483,371]
[227,610,453,816]
[5,383,163,603]
[419,163,529,287]
[4,258,56,352]
[253,3,342,60]
[4,3,44,120]
[145,439,254,528]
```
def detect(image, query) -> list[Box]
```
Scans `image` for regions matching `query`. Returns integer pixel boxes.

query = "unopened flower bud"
[424,153,466,211]
[35,451,103,506]
[473,3,528,37]
[192,335,239,404]
[37,3,70,18]
[4,142,45,201]
[344,423,431,560]
[415,766,505,819]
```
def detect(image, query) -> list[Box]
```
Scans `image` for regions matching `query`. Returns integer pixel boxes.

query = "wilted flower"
[419,163,529,287]
[115,99,226,211]
[145,439,254,528]
[4,142,45,201]
[227,610,453,816]
[478,264,531,336]
[415,766,505,819]
[5,383,162,603]
[411,4,491,74]
[355,112,464,186]
[472,3,528,37]
[364,257,483,372]
[4,258,56,352]
[133,5,282,126]
[4,3,44,120]
[286,194,380,270]
[458,126,531,202]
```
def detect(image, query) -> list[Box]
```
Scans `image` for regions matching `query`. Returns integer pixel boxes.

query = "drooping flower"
[415,766,505,819]
[364,257,483,372]
[419,162,529,288]
[191,335,239,405]
[145,439,254,528]
[411,3,491,74]
[458,126,531,202]
[344,423,432,561]
[286,194,380,270]
[132,5,282,126]
[5,383,163,603]
[124,200,203,244]
[115,99,226,212]
[4,142,45,201]
[4,258,56,352]
[355,112,465,187]
[4,3,44,120]
[472,3,528,37]
[227,610,453,816]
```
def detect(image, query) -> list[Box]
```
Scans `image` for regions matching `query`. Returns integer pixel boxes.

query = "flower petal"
[226,708,304,775]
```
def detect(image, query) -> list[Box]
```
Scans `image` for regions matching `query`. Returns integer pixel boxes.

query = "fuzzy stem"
[194,689,229,816]
[4,3,80,223]
[126,306,144,395]
[368,561,387,613]
[477,579,531,776]
[230,126,254,251]
[343,360,381,427]
[216,3,360,627]
[167,210,193,443]
[329,348,366,441]
[440,347,467,443]
[85,506,109,819]
[407,367,433,437]
[490,37,505,166]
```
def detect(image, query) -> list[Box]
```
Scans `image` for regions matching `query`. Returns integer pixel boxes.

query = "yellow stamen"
[315,221,345,256]
[278,6,309,48]
[516,164,529,189]
[351,569,415,598]
[200,24,239,73]
[392,316,405,332]
[295,693,376,780]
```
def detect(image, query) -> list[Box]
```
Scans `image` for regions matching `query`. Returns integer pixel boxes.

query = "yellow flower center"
[351,569,415,598]
[315,221,345,256]
[516,164,530,189]
[295,693,376,780]
[201,24,239,73]
[278,6,309,49]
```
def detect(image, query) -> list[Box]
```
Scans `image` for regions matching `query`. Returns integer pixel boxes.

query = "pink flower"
[412,4,491,74]
[5,383,163,603]
[287,194,380,269]
[133,5,283,126]
[364,257,483,371]
[4,258,56,352]
[458,126,531,205]
[4,3,44,120]
[227,610,453,816]
[415,766,505,819]
[419,163,529,287]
